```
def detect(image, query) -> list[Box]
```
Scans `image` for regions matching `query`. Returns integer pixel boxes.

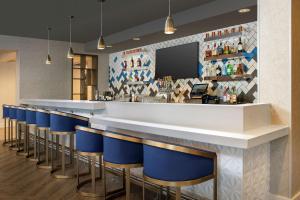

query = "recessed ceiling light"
[132,37,141,41]
[238,8,251,13]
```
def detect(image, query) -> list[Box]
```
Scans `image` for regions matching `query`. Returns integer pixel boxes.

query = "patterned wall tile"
[109,22,257,103]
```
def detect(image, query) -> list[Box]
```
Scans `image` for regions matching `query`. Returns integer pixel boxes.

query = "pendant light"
[97,0,106,50]
[46,27,52,65]
[67,16,75,59]
[164,0,175,34]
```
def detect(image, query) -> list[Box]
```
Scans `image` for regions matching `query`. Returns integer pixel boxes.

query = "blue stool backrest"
[103,132,143,165]
[50,111,89,132]
[26,108,36,124]
[2,105,10,118]
[143,140,216,182]
[36,109,50,128]
[16,107,26,122]
[9,106,17,120]
[76,126,103,153]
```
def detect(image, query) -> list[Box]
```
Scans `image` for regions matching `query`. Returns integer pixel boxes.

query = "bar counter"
[21,99,289,199]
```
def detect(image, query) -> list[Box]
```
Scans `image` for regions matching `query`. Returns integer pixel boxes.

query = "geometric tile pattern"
[109,22,257,103]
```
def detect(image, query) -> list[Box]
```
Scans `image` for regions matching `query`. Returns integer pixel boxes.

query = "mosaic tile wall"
[109,22,257,103]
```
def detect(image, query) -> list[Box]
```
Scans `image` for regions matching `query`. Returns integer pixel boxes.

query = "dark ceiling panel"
[96,5,257,53]
[0,0,212,42]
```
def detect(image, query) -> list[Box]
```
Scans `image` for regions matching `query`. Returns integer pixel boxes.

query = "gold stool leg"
[3,118,7,145]
[34,127,37,159]
[76,153,80,188]
[175,187,181,200]
[50,134,54,170]
[8,119,10,144]
[45,130,49,166]
[17,122,20,151]
[103,162,107,198]
[125,168,131,200]
[37,128,41,161]
[91,156,96,194]
[11,121,18,151]
[62,135,66,176]
[213,177,218,200]
[70,134,74,166]
[99,156,102,179]
[29,127,38,161]
[142,177,145,200]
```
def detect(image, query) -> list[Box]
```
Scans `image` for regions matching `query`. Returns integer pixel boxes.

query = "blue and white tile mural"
[109,22,257,103]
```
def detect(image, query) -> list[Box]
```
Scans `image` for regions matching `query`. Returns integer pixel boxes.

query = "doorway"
[0,50,17,140]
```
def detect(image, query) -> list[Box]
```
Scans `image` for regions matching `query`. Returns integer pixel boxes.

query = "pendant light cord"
[47,28,50,54]
[100,0,103,36]
[69,16,72,47]
[168,0,171,16]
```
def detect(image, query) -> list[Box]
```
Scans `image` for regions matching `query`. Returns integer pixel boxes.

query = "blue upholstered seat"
[50,112,89,132]
[143,143,215,182]
[36,110,50,128]
[26,108,36,125]
[76,127,103,153]
[2,105,10,119]
[103,133,143,165]
[16,107,26,122]
[9,106,17,120]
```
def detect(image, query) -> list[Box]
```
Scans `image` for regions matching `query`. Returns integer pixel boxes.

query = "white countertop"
[21,99,105,110]
[90,116,288,149]
[21,99,289,149]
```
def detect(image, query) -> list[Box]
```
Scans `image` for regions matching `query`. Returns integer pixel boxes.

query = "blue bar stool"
[50,111,89,179]
[2,104,10,145]
[35,109,51,167]
[75,126,104,197]
[16,106,27,155]
[103,131,143,200]
[25,108,37,159]
[8,106,18,150]
[143,140,218,200]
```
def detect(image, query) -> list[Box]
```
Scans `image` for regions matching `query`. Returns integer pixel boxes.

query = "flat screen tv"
[155,42,199,80]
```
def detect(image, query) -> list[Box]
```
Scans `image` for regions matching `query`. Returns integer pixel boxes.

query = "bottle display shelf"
[204,31,243,42]
[125,81,150,86]
[204,52,244,61]
[204,74,253,82]
[122,67,150,72]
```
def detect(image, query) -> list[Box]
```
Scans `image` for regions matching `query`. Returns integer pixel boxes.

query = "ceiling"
[0,0,257,53]
[0,0,212,43]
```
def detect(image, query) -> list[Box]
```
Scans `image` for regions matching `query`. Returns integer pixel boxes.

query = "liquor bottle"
[218,31,222,37]
[216,65,222,76]
[223,86,229,103]
[205,45,212,58]
[224,41,229,54]
[233,60,238,75]
[217,42,224,55]
[130,57,134,68]
[222,64,227,76]
[236,58,244,75]
[212,43,218,56]
[205,33,210,39]
[230,42,236,54]
[226,60,234,75]
[123,60,128,70]
[137,58,142,67]
[238,37,243,53]
[230,86,237,104]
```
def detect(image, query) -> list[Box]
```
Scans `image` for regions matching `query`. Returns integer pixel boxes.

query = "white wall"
[97,53,109,93]
[0,61,16,128]
[258,0,292,198]
[0,35,94,102]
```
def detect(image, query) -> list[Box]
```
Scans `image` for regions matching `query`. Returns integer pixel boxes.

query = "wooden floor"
[0,128,160,200]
